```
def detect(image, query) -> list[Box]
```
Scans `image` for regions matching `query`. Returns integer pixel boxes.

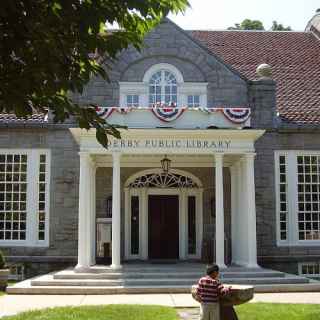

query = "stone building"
[2,12,320,285]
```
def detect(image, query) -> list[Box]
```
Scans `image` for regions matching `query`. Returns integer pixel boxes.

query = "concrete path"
[1,292,320,317]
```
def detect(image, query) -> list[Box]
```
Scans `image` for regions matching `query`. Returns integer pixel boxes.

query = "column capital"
[112,152,122,161]
[240,153,256,163]
[214,153,224,164]
[79,152,95,165]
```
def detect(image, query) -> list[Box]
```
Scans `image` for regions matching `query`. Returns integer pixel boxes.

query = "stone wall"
[74,19,248,108]
[255,130,320,269]
[0,128,79,262]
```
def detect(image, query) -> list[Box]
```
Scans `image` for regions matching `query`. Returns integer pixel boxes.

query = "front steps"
[7,263,320,294]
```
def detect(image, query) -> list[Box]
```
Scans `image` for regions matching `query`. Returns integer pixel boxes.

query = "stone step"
[54,270,284,280]
[7,280,320,295]
[32,275,309,287]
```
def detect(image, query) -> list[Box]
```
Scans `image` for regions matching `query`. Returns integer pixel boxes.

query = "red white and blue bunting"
[95,106,251,124]
[220,108,251,124]
[151,107,186,122]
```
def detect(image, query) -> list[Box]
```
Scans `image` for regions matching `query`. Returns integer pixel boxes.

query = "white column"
[215,153,226,268]
[244,153,259,268]
[179,190,187,260]
[111,152,122,269]
[90,165,96,265]
[75,153,93,271]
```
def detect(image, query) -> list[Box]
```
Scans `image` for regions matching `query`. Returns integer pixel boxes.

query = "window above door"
[119,63,208,108]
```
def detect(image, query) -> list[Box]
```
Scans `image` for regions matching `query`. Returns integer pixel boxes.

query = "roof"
[191,30,320,125]
[0,113,48,124]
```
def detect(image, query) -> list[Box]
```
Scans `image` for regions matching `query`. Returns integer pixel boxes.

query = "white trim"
[0,149,51,247]
[124,169,203,260]
[275,150,320,247]
[124,168,203,188]
[143,63,184,83]
[119,63,208,108]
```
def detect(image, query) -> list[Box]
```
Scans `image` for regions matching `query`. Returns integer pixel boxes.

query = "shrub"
[0,250,6,269]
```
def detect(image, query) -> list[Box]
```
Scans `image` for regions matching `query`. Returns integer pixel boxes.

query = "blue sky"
[168,0,319,31]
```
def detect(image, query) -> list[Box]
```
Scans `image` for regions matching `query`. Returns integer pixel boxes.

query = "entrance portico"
[70,128,264,271]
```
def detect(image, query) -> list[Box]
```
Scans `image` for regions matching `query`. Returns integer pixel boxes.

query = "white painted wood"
[0,149,51,248]
[215,153,226,268]
[70,128,265,154]
[179,190,187,260]
[75,153,93,270]
[111,152,122,269]
[90,165,96,265]
[230,163,238,265]
[244,154,259,268]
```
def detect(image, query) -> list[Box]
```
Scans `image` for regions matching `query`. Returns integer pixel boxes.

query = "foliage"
[0,250,6,269]
[228,19,265,30]
[1,305,177,320]
[271,21,292,31]
[0,0,189,147]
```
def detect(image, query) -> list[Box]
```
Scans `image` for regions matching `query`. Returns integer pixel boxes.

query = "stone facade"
[1,18,320,277]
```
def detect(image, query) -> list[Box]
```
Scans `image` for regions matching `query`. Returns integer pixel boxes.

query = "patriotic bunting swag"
[95,106,251,124]
[151,107,186,122]
[221,108,251,124]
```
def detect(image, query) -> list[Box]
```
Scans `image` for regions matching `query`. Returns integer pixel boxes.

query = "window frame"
[119,63,208,108]
[298,261,320,278]
[275,150,320,246]
[0,149,51,247]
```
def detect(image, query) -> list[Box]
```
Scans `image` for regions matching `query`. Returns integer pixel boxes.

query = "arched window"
[149,70,177,106]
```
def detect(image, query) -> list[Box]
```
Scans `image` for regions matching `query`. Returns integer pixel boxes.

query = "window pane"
[297,155,320,240]
[131,196,139,255]
[0,153,28,241]
[188,196,196,255]
[277,155,288,241]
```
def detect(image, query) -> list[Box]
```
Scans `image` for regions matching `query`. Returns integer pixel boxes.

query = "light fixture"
[161,155,171,173]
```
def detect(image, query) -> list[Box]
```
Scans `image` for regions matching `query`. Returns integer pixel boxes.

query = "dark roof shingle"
[191,30,320,125]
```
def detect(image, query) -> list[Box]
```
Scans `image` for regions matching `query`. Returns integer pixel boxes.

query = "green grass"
[2,305,178,320]
[1,303,320,320]
[236,303,320,320]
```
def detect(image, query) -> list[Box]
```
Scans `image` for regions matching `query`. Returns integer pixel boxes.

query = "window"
[297,155,320,240]
[0,150,50,247]
[187,95,200,108]
[299,262,320,278]
[127,94,139,107]
[149,70,177,106]
[275,151,320,246]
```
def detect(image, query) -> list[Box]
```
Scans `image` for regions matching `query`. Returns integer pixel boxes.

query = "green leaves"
[0,0,189,147]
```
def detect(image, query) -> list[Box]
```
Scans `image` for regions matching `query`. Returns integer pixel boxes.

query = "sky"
[168,0,319,31]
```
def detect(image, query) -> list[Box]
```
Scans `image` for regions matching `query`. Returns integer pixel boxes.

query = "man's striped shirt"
[196,275,229,303]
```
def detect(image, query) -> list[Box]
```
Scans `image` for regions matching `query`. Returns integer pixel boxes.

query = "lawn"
[1,303,320,320]
[236,303,320,320]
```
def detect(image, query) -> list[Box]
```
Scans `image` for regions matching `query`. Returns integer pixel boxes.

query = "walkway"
[1,292,320,317]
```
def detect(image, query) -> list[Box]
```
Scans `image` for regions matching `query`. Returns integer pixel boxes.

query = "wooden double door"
[148,195,179,260]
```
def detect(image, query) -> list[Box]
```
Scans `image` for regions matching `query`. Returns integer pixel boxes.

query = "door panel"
[148,195,179,259]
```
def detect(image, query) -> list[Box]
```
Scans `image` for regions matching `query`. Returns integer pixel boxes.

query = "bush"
[0,250,6,269]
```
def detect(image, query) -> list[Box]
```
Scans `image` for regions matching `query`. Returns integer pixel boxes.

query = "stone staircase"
[7,263,320,294]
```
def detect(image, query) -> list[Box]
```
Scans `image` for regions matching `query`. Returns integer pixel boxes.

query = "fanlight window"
[128,172,198,188]
[149,70,177,106]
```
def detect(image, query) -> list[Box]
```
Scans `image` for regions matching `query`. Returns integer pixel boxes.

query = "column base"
[74,264,91,273]
[110,264,122,270]
[216,263,227,270]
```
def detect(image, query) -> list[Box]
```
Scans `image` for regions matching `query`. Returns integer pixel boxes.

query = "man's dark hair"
[206,264,219,275]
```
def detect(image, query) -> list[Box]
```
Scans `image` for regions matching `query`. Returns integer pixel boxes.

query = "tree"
[271,21,292,31]
[0,0,188,147]
[228,19,265,30]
